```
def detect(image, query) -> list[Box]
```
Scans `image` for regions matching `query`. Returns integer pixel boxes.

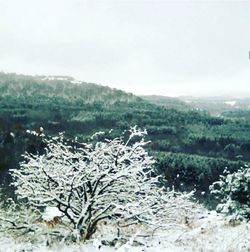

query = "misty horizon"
[2,70,250,100]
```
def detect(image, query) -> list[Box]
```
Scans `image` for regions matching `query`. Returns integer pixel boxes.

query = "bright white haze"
[0,0,250,97]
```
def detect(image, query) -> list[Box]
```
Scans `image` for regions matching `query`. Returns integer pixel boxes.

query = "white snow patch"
[42,206,63,221]
[10,132,15,138]
[224,100,237,106]
[41,76,72,81]
[70,80,82,84]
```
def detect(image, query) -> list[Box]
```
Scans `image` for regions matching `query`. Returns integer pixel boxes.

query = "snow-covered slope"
[1,210,249,252]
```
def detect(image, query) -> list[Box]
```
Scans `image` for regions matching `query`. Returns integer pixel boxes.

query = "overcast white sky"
[0,0,250,97]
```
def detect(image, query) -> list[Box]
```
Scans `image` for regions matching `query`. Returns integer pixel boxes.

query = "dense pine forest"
[1,72,250,199]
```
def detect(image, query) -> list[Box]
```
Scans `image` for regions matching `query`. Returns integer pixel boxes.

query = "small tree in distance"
[210,166,250,220]
[11,127,194,240]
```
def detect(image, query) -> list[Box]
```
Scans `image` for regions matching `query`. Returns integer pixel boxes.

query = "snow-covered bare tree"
[11,127,195,240]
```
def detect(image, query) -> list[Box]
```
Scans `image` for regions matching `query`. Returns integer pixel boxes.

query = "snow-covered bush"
[0,199,40,233]
[210,166,250,220]
[10,127,196,241]
[0,199,75,246]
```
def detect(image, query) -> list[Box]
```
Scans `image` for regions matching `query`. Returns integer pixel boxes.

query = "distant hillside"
[140,95,190,111]
[142,94,250,116]
[0,72,140,105]
[179,96,250,116]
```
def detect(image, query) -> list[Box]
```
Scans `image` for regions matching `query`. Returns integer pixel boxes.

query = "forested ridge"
[1,72,250,198]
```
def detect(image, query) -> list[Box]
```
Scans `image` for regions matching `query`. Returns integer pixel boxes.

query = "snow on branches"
[210,166,250,220]
[10,127,196,240]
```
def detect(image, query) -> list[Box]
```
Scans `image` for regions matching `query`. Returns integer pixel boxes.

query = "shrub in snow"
[9,127,196,241]
[0,199,41,236]
[210,166,250,220]
[0,199,61,244]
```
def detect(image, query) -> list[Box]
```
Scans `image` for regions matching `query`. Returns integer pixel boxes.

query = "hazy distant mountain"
[140,95,190,111]
[141,94,250,116]
[180,96,250,116]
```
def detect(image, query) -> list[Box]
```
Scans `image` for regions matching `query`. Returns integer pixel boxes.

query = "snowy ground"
[0,210,250,252]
